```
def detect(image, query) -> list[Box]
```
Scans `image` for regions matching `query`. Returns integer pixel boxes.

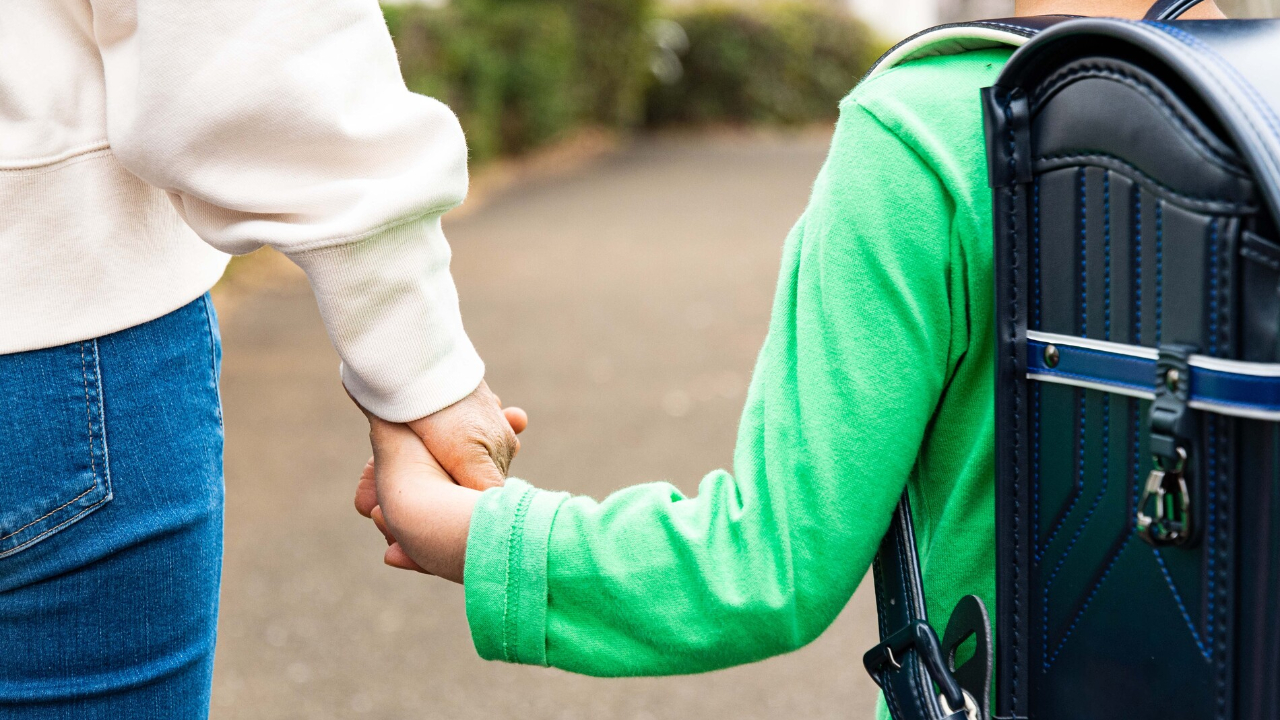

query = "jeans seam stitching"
[0,483,98,542]
[0,494,112,558]
[90,339,113,496]
[80,341,100,484]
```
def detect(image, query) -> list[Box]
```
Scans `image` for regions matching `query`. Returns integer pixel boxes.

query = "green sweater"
[464,47,1013,678]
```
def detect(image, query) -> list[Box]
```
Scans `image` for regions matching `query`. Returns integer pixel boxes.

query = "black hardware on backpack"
[863,3,1280,719]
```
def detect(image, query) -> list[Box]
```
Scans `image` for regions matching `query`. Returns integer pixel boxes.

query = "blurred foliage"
[383,0,650,162]
[384,2,579,162]
[556,0,655,126]
[383,0,881,162]
[645,4,884,126]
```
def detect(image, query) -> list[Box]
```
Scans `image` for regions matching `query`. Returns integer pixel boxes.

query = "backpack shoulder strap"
[859,19,1063,720]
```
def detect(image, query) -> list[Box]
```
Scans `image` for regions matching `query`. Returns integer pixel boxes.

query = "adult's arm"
[462,99,960,675]
[91,0,480,422]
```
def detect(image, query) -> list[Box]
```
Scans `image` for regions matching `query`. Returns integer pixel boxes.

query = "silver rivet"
[1044,344,1060,368]
[1166,368,1181,392]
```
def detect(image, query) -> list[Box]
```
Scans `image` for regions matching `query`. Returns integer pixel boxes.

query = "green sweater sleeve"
[465,98,961,676]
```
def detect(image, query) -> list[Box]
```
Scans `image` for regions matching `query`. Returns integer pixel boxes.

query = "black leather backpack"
[861,3,1280,719]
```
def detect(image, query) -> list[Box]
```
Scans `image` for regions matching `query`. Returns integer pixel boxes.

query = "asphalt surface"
[209,129,881,720]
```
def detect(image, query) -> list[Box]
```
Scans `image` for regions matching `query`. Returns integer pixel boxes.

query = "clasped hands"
[352,380,528,582]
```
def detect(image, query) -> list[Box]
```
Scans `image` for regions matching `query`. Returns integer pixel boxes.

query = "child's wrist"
[388,482,479,583]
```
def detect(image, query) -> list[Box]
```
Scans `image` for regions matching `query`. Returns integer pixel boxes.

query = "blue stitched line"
[1033,383,1041,566]
[1133,185,1143,343]
[1039,391,1087,563]
[1042,394,1110,673]
[1032,179,1042,582]
[1131,401,1142,518]
[1152,545,1208,661]
[1209,219,1220,356]
[1153,548,1212,660]
[1034,178,1042,330]
[1131,182,1142,526]
[1079,168,1089,337]
[1104,172,1112,341]
[1214,430,1230,716]
[1156,203,1164,344]
[1206,415,1218,653]
[1004,96,1022,708]
[1039,168,1091,564]
[1130,185,1142,524]
[1205,219,1220,656]
[1043,396,1142,668]
[1041,579,1050,671]
[1043,535,1133,666]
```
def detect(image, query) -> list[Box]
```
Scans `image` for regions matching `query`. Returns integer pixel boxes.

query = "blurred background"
[207,0,1279,718]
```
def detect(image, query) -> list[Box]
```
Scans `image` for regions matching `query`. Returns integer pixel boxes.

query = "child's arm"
[368,98,971,676]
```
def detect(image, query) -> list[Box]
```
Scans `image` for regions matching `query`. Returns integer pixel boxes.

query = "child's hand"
[353,418,475,582]
[354,457,429,573]
[353,408,526,582]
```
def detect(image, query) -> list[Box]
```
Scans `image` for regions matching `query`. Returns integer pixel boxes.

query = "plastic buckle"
[863,620,967,714]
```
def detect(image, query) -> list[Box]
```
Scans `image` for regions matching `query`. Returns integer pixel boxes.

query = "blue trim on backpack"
[1026,333,1280,419]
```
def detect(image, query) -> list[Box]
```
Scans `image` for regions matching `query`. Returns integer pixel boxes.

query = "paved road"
[209,129,881,720]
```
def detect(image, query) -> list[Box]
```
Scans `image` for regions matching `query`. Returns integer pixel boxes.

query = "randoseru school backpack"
[860,2,1280,719]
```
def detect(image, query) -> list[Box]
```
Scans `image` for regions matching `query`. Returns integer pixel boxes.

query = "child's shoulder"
[842,47,1015,125]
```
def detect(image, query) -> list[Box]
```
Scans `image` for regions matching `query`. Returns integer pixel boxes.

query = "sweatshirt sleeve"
[90,0,482,421]
[463,97,964,676]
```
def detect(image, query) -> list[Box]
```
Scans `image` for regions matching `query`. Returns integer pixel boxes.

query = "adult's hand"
[353,401,528,574]
[407,380,528,490]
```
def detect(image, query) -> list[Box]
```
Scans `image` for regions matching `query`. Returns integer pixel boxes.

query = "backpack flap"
[985,18,1280,720]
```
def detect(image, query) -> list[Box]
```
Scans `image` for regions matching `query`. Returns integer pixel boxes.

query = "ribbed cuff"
[288,213,485,421]
[464,478,569,666]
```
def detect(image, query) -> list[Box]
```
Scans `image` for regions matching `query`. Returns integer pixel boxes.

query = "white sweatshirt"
[2,0,483,422]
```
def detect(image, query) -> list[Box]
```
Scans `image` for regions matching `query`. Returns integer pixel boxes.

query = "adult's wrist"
[289,214,485,422]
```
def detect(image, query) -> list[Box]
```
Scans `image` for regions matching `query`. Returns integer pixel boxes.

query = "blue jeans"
[0,295,224,719]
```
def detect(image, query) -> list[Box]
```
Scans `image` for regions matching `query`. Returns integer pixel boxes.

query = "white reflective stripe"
[1191,354,1280,377]
[1028,329,1280,377]
[865,27,1030,81]
[1027,371,1156,400]
[1188,399,1280,422]
[1026,330,1158,359]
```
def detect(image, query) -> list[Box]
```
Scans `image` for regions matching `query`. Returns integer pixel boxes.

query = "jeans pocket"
[0,340,112,559]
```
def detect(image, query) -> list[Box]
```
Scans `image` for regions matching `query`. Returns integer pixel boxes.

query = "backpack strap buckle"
[864,620,968,716]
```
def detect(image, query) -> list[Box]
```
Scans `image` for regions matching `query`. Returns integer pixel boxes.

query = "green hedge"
[384,2,578,162]
[644,4,883,126]
[382,1,881,162]
[384,0,649,163]
[557,0,654,126]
